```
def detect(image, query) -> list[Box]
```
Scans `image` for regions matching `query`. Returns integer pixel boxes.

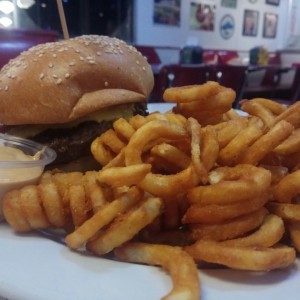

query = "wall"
[134,0,289,52]
[284,0,300,49]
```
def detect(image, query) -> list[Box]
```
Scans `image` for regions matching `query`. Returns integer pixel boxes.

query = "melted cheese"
[8,104,136,138]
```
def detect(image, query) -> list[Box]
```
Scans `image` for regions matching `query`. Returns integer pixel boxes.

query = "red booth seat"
[203,49,239,64]
[0,28,59,69]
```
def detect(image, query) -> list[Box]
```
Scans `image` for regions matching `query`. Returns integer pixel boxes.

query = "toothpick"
[56,0,69,40]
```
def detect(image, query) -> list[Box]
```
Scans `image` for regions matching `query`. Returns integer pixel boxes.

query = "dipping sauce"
[0,134,56,222]
[0,145,44,221]
[0,144,42,162]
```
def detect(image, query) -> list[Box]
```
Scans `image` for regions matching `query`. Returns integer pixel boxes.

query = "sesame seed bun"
[0,35,154,125]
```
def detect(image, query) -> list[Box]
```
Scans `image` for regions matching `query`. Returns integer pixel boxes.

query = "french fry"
[87,197,163,255]
[185,239,296,271]
[65,186,143,249]
[115,242,200,300]
[5,85,300,300]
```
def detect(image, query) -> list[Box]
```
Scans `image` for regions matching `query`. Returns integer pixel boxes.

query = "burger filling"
[1,103,148,167]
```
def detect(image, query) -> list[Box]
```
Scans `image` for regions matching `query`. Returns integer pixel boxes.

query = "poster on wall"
[220,14,235,39]
[242,9,259,37]
[153,0,181,26]
[263,13,278,38]
[189,1,216,31]
[221,0,237,8]
[266,0,280,6]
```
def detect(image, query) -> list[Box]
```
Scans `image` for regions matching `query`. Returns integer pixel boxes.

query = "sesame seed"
[53,74,58,79]
[97,51,102,56]
[5,86,8,91]
[52,54,57,58]
[65,73,70,78]
[104,81,108,87]
[142,66,146,71]
[56,79,62,85]
[48,62,54,68]
[69,62,76,66]
[40,73,45,79]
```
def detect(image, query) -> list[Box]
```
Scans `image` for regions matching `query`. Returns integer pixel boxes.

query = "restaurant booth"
[0,28,58,70]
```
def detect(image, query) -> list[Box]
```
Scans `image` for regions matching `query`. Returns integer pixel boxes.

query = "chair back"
[150,64,212,102]
[134,45,161,64]
[260,51,282,88]
[290,66,300,102]
[210,64,248,108]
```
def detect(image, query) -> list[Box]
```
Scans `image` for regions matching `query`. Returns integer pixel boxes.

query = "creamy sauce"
[0,145,44,221]
[0,145,39,162]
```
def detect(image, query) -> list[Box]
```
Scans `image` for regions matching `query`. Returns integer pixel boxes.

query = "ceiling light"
[17,0,35,9]
[0,1,15,14]
[0,16,13,27]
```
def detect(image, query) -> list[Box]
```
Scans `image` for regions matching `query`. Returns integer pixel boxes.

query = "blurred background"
[0,0,300,104]
[0,0,298,50]
[0,0,134,40]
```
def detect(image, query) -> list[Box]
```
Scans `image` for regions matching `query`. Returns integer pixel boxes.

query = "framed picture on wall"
[242,9,259,37]
[189,2,216,31]
[221,0,237,8]
[266,0,280,5]
[263,13,278,38]
[153,0,181,27]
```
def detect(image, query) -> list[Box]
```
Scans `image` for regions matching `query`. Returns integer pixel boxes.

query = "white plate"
[0,103,299,300]
[148,102,175,114]
[0,224,299,300]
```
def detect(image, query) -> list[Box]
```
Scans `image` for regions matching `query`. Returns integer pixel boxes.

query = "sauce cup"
[0,133,57,221]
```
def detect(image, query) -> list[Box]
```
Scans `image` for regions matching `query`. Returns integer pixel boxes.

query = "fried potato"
[5,82,300,300]
[115,242,200,300]
[188,165,271,205]
[183,193,269,224]
[97,164,152,187]
[189,208,268,241]
[185,239,296,271]
[288,222,300,251]
[65,186,143,249]
[87,197,163,255]
[221,214,285,248]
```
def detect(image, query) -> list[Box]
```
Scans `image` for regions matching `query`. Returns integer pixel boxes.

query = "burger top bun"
[0,35,154,125]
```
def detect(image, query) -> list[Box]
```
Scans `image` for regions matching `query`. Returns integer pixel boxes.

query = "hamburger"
[0,35,154,170]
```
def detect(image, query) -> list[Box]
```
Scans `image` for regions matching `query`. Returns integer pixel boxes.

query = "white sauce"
[0,145,43,221]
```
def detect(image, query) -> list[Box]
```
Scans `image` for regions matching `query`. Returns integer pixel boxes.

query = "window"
[15,0,134,42]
